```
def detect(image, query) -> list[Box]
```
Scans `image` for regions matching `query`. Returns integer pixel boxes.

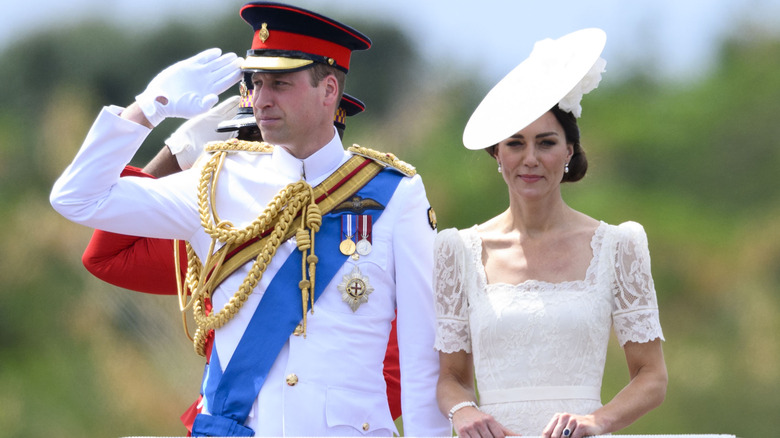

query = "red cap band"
[252,29,352,69]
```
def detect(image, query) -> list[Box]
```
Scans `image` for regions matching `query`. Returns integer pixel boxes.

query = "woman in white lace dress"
[435,29,667,438]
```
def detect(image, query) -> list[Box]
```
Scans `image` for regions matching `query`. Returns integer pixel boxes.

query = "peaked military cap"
[240,1,371,73]
[334,93,365,131]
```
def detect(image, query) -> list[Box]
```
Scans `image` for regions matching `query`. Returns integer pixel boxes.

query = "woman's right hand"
[452,406,519,437]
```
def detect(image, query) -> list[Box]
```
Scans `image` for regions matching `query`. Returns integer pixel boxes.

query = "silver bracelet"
[448,400,479,424]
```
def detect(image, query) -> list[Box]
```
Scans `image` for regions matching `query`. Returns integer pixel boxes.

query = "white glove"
[136,48,243,127]
[166,95,241,170]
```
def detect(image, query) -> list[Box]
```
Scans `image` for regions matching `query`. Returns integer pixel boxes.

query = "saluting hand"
[165,95,241,169]
[136,48,243,127]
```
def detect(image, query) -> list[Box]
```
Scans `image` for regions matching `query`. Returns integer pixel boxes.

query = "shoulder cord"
[174,144,321,356]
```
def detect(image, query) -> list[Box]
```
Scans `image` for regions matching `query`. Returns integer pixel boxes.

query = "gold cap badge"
[259,23,270,43]
[239,80,248,99]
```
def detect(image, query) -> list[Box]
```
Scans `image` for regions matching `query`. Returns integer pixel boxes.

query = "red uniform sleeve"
[81,166,187,295]
[383,315,402,420]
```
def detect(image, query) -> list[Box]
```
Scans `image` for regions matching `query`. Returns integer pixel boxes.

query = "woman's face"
[495,111,574,200]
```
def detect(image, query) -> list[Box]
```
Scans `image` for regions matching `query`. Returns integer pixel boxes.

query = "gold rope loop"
[187,148,319,355]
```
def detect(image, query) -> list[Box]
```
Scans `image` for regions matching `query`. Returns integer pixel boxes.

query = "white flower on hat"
[558,57,607,118]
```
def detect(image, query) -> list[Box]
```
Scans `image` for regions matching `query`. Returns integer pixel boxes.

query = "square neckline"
[467,221,607,290]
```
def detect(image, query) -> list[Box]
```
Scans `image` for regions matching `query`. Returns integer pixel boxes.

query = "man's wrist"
[120,102,155,129]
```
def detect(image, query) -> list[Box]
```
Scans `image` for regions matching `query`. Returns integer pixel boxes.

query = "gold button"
[362,423,370,431]
[286,374,298,386]
[293,324,303,336]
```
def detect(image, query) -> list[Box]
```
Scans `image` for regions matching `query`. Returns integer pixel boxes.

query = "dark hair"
[485,104,588,183]
[309,63,346,126]
[309,63,346,99]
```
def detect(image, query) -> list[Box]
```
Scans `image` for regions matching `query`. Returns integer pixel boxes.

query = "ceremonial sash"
[191,163,405,437]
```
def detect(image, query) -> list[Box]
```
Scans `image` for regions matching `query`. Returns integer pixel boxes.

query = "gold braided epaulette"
[204,138,274,154]
[348,145,416,177]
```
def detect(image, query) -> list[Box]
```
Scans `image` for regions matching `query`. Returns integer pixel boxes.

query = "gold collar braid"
[175,143,321,356]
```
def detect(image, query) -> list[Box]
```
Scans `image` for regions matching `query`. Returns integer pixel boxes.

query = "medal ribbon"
[341,214,357,243]
[358,215,372,243]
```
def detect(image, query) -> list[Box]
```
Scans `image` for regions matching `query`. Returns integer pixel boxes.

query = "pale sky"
[2,0,779,83]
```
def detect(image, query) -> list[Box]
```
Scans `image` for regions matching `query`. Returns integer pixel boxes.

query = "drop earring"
[497,163,502,173]
[564,163,570,174]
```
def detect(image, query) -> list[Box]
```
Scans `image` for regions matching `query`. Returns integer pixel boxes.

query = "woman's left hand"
[542,412,604,438]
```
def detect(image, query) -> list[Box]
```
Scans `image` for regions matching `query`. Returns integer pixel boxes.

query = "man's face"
[250,70,327,150]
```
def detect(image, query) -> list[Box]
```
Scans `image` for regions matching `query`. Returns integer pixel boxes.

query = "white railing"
[516,435,737,438]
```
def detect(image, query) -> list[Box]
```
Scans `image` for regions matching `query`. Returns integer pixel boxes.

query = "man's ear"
[323,74,339,105]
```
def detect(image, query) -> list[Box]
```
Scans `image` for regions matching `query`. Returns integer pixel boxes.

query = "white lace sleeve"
[433,228,472,353]
[610,221,665,346]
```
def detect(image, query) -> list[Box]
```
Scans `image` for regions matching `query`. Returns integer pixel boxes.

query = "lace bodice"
[434,221,664,435]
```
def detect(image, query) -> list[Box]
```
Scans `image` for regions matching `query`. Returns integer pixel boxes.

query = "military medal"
[355,239,371,256]
[356,215,373,256]
[340,215,357,255]
[339,239,356,256]
[338,265,374,312]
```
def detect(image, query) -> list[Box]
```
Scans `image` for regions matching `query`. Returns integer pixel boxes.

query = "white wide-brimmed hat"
[462,28,607,150]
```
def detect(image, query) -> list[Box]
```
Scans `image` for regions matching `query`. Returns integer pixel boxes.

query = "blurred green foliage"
[0,7,778,438]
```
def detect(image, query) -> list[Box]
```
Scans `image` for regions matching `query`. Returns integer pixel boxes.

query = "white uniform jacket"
[50,106,450,437]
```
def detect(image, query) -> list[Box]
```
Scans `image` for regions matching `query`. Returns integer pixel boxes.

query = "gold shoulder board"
[204,139,274,154]
[348,145,416,177]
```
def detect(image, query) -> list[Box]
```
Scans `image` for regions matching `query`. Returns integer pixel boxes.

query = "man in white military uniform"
[50,1,448,436]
